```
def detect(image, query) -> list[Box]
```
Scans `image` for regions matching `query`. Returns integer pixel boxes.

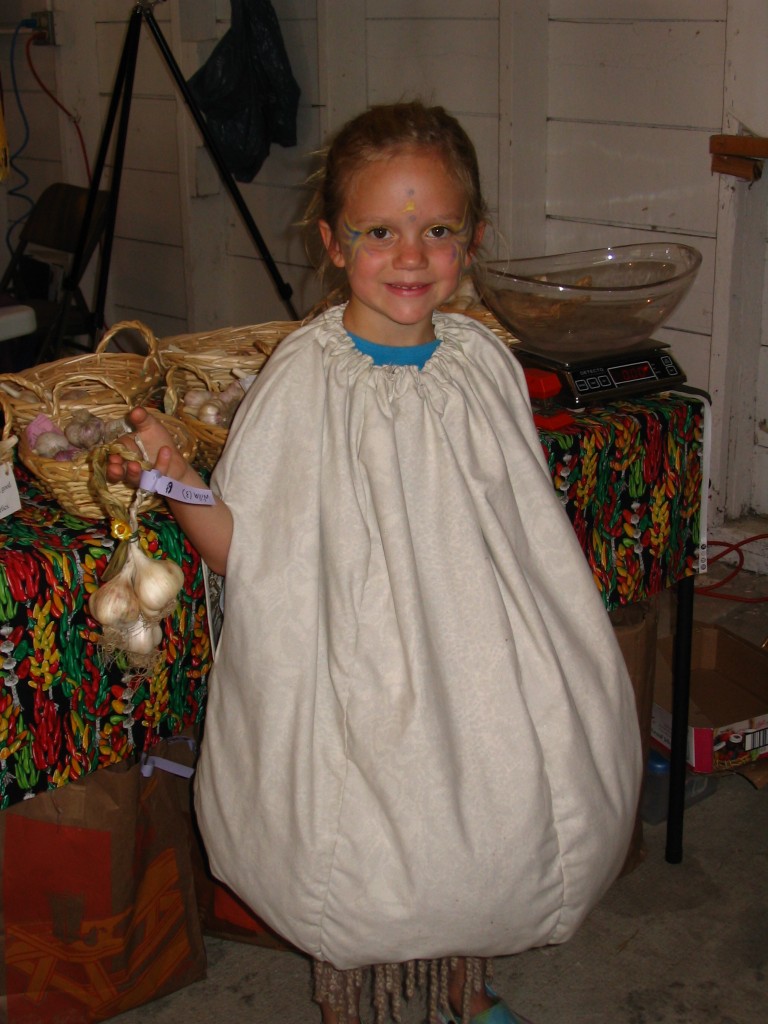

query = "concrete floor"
[109,559,768,1024]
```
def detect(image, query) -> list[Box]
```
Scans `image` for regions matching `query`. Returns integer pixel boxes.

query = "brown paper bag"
[142,732,293,952]
[610,598,659,875]
[0,759,206,1023]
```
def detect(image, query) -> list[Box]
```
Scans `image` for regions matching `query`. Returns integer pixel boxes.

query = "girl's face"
[319,148,484,346]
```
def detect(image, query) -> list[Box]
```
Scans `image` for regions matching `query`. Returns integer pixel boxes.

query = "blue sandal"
[436,986,533,1024]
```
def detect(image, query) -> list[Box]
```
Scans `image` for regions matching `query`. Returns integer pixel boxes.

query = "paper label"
[0,463,21,519]
[139,469,216,506]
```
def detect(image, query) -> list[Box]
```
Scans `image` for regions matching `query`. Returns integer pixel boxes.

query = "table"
[537,390,707,863]
[0,391,705,828]
[0,467,211,810]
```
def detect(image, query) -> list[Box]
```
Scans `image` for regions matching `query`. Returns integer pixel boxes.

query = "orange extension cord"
[25,33,91,181]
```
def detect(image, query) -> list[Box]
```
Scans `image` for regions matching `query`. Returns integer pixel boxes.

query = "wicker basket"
[441,304,521,348]
[0,392,18,467]
[0,320,164,430]
[157,320,298,382]
[163,363,240,472]
[157,320,298,471]
[15,373,197,522]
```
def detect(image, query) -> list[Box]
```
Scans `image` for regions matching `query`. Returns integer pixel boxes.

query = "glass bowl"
[480,243,702,358]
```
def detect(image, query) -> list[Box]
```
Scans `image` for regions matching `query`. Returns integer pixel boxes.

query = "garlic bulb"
[183,389,210,412]
[91,536,184,670]
[183,381,245,427]
[131,545,184,620]
[88,570,141,627]
[65,408,105,449]
[34,431,73,458]
[103,417,130,443]
[197,399,226,425]
[110,618,163,656]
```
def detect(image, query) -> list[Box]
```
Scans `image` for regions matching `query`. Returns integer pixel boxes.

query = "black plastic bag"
[187,0,301,182]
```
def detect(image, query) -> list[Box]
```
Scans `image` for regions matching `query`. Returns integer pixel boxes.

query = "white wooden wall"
[1,0,766,527]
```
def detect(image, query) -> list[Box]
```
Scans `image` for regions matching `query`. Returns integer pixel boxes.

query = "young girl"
[107,102,642,1024]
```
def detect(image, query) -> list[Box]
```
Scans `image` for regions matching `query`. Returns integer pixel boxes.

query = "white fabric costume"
[194,306,642,971]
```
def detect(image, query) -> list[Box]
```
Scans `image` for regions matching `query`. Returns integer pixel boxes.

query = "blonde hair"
[304,101,488,296]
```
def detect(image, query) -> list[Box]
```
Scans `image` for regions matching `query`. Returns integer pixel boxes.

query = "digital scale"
[514,341,686,410]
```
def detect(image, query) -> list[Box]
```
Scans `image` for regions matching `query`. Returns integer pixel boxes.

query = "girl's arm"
[106,407,233,576]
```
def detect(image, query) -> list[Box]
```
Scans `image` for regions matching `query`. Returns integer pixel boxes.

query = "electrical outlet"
[31,10,56,46]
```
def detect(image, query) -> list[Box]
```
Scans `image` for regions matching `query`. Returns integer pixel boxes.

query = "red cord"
[25,33,91,181]
[695,533,768,602]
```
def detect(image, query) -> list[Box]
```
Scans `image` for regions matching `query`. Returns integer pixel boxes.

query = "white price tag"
[0,463,21,519]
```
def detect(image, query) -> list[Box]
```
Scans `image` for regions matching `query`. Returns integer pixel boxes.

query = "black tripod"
[67,0,298,346]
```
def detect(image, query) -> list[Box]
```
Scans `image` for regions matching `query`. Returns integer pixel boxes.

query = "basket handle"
[163,362,217,415]
[50,372,134,418]
[96,319,160,370]
[0,392,17,451]
[0,372,51,405]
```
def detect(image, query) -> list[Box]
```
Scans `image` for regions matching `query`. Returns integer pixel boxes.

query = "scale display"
[515,344,686,409]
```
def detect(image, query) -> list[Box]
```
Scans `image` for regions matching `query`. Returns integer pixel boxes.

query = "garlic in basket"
[64,408,105,449]
[183,379,245,428]
[34,431,76,459]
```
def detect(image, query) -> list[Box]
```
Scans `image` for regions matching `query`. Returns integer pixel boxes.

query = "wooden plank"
[757,346,768,451]
[111,305,187,339]
[3,94,59,161]
[711,154,763,183]
[95,0,171,23]
[225,257,321,325]
[109,237,187,320]
[549,0,726,19]
[317,0,366,137]
[53,0,101,186]
[710,134,768,158]
[96,21,176,99]
[651,329,712,394]
[722,170,767,519]
[367,1,497,18]
[752,450,768,515]
[114,168,183,246]
[723,0,768,137]
[227,182,312,267]
[252,106,321,191]
[366,19,499,115]
[549,22,724,128]
[97,95,179,174]
[498,0,548,258]
[547,122,719,235]
[279,17,321,108]
[274,0,317,20]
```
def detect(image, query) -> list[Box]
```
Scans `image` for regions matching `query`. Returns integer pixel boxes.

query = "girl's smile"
[319,149,484,346]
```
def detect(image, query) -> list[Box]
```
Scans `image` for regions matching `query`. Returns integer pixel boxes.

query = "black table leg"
[665,573,695,863]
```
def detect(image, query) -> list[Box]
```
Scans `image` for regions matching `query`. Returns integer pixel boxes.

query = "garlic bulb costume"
[194,306,642,971]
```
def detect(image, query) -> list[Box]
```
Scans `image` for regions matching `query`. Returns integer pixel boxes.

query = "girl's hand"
[106,407,189,489]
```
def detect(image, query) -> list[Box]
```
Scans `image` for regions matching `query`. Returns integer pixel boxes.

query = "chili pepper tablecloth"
[538,392,707,610]
[0,467,211,810]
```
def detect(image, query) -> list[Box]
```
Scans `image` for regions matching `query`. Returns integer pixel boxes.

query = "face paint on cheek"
[338,218,365,266]
[441,208,474,264]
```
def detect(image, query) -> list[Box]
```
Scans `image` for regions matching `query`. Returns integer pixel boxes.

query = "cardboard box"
[652,623,768,774]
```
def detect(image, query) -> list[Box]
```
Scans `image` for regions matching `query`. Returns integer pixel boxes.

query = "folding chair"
[0,182,109,368]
